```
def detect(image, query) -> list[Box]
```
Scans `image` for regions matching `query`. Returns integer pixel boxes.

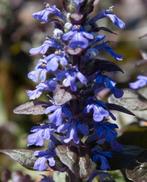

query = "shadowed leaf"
[84,59,124,76]
[126,162,147,182]
[55,145,95,179]
[94,27,117,35]
[94,59,124,73]
[55,145,79,175]
[110,145,147,170]
[106,103,135,116]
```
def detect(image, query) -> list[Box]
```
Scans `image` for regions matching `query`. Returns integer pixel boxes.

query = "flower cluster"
[26,0,128,175]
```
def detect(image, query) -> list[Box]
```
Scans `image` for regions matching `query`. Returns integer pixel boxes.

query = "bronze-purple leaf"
[0,149,36,170]
[79,155,95,179]
[126,162,147,182]
[13,101,48,115]
[94,59,124,73]
[55,145,79,175]
[53,87,73,105]
[109,89,147,119]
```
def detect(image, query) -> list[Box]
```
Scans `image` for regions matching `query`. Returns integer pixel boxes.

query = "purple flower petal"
[57,123,70,132]
[59,56,68,66]
[129,75,147,89]
[63,73,77,91]
[28,69,47,83]
[47,80,57,91]
[27,125,53,147]
[62,31,75,41]
[106,13,125,29]
[70,33,89,49]
[29,40,49,55]
[77,123,89,135]
[45,54,55,62]
[86,104,109,122]
[48,157,55,167]
[103,43,123,61]
[93,106,109,122]
[34,157,48,171]
[90,9,125,29]
[73,0,85,5]
[82,32,94,40]
[76,71,87,85]
[96,74,123,98]
[33,5,63,23]
[33,9,50,23]
[45,105,59,114]
[27,130,44,146]
[47,58,59,71]
[43,128,51,140]
[29,39,59,56]
[64,128,79,144]
[48,108,63,126]
[27,83,48,100]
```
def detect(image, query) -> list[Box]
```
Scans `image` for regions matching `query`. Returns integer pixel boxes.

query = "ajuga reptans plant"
[14,0,135,181]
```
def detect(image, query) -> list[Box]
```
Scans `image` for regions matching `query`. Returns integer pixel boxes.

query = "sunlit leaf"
[138,87,147,100]
[13,101,48,115]
[53,87,73,105]
[109,89,147,120]
[0,149,36,170]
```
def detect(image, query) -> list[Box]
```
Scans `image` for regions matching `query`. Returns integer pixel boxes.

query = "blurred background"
[0,0,147,181]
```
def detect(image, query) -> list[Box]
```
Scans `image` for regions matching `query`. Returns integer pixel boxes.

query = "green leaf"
[0,149,36,170]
